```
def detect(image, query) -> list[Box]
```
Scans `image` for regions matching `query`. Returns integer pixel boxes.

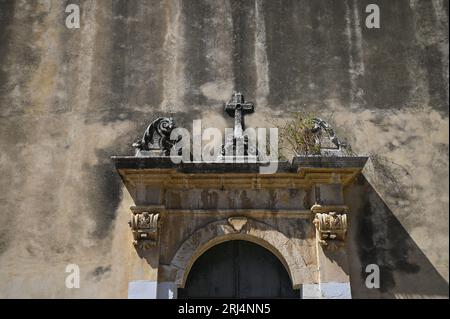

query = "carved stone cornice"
[311,204,348,247]
[128,211,160,249]
[111,156,369,192]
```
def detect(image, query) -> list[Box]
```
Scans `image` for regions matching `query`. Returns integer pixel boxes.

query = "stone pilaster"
[307,182,352,299]
[127,206,163,299]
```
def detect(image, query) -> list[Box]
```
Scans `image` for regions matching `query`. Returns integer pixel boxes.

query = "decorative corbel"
[128,211,160,249]
[311,204,348,247]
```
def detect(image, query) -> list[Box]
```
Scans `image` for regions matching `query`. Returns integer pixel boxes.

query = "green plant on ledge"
[268,111,353,160]
[278,112,322,156]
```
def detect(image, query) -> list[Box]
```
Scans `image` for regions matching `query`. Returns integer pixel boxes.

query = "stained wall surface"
[0,0,448,298]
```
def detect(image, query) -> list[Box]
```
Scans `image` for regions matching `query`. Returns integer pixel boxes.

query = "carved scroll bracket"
[311,205,348,248]
[128,211,161,249]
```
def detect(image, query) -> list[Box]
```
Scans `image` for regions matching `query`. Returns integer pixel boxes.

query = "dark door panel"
[178,240,299,298]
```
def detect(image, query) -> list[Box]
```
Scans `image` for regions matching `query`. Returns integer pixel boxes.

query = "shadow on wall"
[84,109,204,241]
[346,174,449,298]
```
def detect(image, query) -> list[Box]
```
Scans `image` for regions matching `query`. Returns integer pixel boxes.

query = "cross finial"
[220,93,257,159]
[225,92,254,137]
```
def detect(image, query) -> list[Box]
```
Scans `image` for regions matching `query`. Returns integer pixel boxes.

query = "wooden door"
[178,240,299,298]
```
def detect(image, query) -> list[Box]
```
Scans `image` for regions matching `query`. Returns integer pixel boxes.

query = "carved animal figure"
[133,117,177,154]
[311,118,349,152]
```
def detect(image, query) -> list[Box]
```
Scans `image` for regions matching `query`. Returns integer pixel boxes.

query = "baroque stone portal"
[112,92,368,299]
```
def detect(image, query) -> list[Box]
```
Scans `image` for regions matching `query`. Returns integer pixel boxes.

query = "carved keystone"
[228,217,248,232]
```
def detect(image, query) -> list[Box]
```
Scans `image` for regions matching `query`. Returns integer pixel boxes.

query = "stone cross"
[225,92,254,138]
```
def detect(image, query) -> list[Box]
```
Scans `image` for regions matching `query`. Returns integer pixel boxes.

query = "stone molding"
[169,218,316,289]
[310,204,348,214]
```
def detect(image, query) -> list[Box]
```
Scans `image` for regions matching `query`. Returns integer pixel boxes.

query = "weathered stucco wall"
[0,0,448,298]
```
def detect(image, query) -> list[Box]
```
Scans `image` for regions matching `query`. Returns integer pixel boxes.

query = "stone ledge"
[293,156,368,169]
[111,156,368,173]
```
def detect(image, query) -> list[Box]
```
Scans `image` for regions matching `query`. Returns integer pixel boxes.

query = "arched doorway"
[178,240,300,298]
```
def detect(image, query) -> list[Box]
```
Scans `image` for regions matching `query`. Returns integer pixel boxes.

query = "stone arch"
[169,218,314,289]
